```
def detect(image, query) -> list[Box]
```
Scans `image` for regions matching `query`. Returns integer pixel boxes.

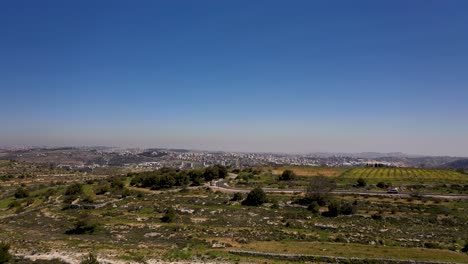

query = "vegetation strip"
[229,250,463,264]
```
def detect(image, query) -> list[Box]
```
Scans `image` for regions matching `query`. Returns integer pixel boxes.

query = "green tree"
[175,172,190,186]
[242,187,268,206]
[279,170,296,181]
[305,176,336,206]
[188,170,204,186]
[203,166,219,181]
[214,165,228,178]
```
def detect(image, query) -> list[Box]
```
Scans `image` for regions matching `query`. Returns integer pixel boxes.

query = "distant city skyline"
[1,1,468,156]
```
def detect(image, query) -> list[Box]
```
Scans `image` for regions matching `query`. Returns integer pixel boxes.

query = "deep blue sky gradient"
[1,1,468,155]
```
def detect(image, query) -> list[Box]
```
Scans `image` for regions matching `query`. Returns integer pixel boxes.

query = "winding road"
[210,175,468,200]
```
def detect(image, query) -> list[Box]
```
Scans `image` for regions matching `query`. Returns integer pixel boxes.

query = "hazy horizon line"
[2,144,467,158]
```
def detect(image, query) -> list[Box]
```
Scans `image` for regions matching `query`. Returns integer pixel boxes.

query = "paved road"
[212,179,468,200]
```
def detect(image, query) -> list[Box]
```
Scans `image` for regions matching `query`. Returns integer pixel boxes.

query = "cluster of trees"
[322,200,357,217]
[129,165,227,190]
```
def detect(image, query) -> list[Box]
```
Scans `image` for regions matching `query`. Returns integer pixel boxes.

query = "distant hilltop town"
[0,146,465,171]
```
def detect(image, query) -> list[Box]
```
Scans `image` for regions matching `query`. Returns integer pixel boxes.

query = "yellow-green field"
[340,167,467,184]
[268,166,345,177]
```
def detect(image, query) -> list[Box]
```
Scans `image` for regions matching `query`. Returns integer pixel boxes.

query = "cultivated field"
[236,166,468,194]
[340,167,467,185]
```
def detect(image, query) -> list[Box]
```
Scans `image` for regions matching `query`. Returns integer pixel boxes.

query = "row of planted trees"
[128,165,227,190]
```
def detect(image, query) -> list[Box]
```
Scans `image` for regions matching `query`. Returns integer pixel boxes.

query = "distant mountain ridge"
[439,159,468,169]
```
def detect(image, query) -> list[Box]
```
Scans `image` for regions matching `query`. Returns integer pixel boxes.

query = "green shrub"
[24,197,35,206]
[0,242,11,263]
[8,200,21,209]
[82,195,95,204]
[161,207,176,223]
[14,187,29,198]
[356,178,367,187]
[424,242,439,249]
[65,183,83,196]
[94,183,111,195]
[66,214,98,234]
[231,192,243,201]
[110,177,124,190]
[44,188,57,198]
[242,187,267,206]
[376,182,390,189]
[271,199,279,209]
[462,241,468,253]
[326,201,340,217]
[307,201,320,214]
[371,213,383,220]
[340,202,357,215]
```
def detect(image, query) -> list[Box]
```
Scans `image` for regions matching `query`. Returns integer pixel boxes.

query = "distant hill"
[440,159,468,169]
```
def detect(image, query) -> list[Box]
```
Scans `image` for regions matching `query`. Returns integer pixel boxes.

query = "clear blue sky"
[1,1,468,156]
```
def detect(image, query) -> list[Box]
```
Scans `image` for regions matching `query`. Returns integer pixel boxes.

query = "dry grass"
[268,166,345,177]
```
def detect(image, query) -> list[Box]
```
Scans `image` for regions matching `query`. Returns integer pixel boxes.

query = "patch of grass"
[162,248,192,260]
[268,166,345,177]
[0,197,15,209]
[241,241,468,263]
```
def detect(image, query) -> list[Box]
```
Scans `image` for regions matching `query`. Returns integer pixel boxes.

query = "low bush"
[0,242,11,263]
[376,182,390,189]
[231,192,243,201]
[325,201,340,217]
[424,242,440,249]
[66,214,98,234]
[65,183,83,196]
[161,207,176,223]
[307,201,320,214]
[340,202,357,215]
[462,241,468,253]
[356,178,367,187]
[371,213,383,220]
[14,187,29,199]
